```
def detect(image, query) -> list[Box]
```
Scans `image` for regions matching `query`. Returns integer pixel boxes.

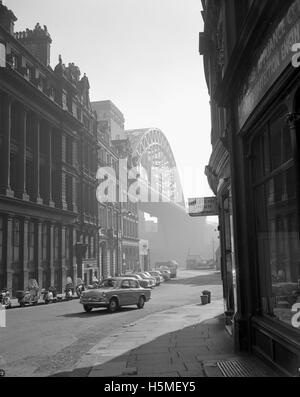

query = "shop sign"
[188,197,218,217]
[0,43,5,68]
[238,0,300,129]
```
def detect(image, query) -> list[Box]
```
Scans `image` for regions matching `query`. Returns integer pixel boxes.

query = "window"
[66,137,73,165]
[0,216,3,271]
[90,236,95,258]
[121,280,130,288]
[251,106,300,329]
[129,280,138,288]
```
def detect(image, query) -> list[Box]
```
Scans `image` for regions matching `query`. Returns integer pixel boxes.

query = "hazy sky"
[5,0,212,201]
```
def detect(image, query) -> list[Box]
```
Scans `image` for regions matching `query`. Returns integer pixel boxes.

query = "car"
[158,268,171,281]
[135,272,157,287]
[80,277,151,313]
[149,270,164,284]
[144,271,161,286]
[123,273,152,289]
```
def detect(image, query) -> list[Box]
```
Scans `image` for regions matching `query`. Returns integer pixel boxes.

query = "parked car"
[149,271,164,284]
[135,273,157,287]
[123,273,151,289]
[158,268,171,281]
[80,277,151,313]
[156,261,178,278]
[144,271,161,286]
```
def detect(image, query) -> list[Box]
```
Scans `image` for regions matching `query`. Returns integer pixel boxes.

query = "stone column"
[36,222,43,288]
[6,216,13,292]
[33,116,43,204]
[0,94,14,197]
[60,134,67,210]
[47,126,55,207]
[49,223,55,286]
[22,218,29,289]
[61,225,67,291]
[71,227,78,284]
[16,105,29,200]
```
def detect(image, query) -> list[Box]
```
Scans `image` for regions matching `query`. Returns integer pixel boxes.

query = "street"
[0,270,222,377]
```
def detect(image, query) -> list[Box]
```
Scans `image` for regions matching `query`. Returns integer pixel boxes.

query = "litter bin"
[200,294,209,305]
[202,290,211,303]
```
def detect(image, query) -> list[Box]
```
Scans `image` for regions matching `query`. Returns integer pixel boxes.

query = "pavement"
[52,298,279,377]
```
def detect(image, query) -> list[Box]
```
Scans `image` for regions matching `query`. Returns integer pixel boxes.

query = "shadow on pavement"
[49,314,236,378]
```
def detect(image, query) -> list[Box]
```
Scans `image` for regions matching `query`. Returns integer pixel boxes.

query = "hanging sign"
[188,197,218,217]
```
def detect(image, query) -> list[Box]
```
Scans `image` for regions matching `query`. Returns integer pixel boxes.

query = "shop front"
[234,1,300,375]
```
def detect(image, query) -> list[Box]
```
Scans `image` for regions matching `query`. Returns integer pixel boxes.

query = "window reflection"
[251,107,300,329]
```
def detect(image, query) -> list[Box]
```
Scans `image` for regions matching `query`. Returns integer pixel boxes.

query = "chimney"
[15,23,52,66]
[0,1,17,35]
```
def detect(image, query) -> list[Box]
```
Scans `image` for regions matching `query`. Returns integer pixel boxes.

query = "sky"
[5,0,213,202]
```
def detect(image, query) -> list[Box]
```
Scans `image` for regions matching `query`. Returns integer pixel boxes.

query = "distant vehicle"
[135,273,156,287]
[80,277,151,313]
[75,278,85,297]
[124,273,151,289]
[148,271,164,285]
[158,269,171,281]
[42,286,57,304]
[16,279,40,307]
[155,261,178,278]
[144,271,161,286]
[0,288,11,309]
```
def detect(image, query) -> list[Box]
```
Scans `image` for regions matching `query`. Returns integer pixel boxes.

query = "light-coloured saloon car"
[80,277,151,313]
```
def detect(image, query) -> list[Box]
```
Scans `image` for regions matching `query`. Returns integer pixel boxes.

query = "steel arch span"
[125,128,185,207]
[125,128,210,269]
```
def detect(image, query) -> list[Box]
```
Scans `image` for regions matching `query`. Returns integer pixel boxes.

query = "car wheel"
[137,296,145,309]
[83,305,92,313]
[108,298,118,313]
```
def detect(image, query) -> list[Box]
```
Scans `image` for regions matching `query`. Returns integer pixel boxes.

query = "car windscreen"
[138,274,148,279]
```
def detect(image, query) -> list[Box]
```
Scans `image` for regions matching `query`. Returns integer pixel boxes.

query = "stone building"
[0,1,117,293]
[92,101,140,275]
[201,0,300,376]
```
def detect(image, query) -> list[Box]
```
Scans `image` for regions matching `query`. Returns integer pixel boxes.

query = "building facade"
[0,1,140,293]
[201,0,300,375]
[92,101,140,276]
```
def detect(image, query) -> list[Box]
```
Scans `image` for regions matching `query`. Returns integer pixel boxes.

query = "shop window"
[0,216,3,281]
[251,106,300,330]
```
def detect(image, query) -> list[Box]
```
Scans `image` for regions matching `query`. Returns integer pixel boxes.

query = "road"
[0,269,222,377]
